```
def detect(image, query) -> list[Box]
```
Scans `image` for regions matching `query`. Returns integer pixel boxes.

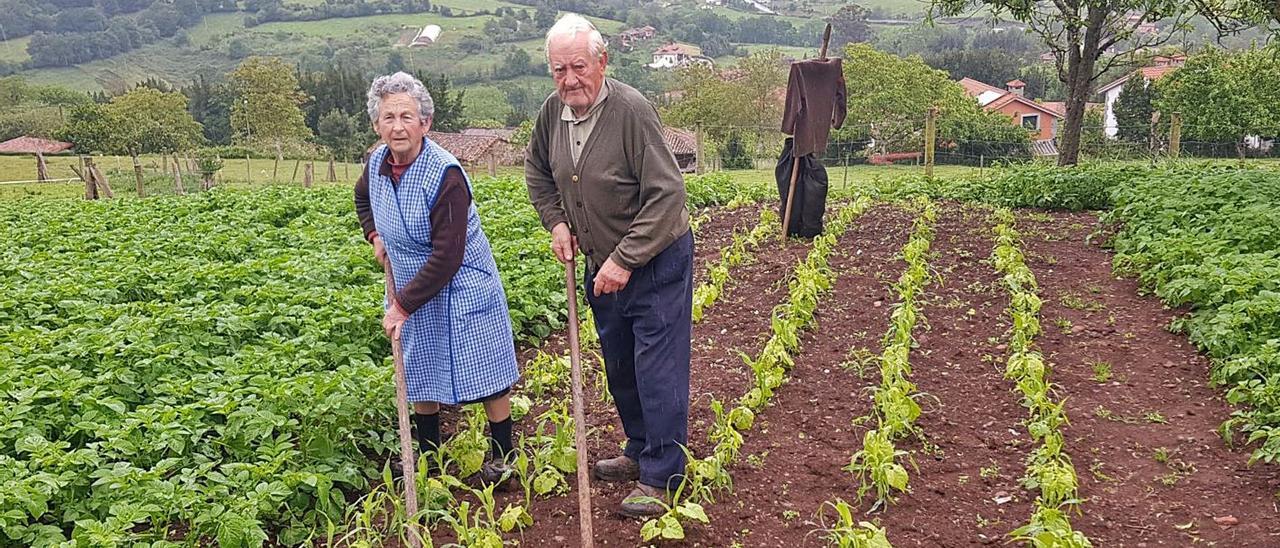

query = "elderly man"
[525,13,693,518]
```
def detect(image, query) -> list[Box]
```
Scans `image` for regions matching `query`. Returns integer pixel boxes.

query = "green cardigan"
[525,78,690,271]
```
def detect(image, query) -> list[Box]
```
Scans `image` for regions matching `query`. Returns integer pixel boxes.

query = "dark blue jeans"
[586,230,693,490]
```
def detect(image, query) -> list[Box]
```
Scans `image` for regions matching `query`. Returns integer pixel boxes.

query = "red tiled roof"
[1098,65,1179,94]
[653,43,699,56]
[0,136,73,154]
[662,127,697,156]
[987,93,1065,118]
[462,128,516,141]
[1006,79,1027,87]
[1039,101,1066,117]
[958,77,1005,98]
[427,131,502,163]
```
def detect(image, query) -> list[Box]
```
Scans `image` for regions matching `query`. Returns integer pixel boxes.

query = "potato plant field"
[3,164,1280,547]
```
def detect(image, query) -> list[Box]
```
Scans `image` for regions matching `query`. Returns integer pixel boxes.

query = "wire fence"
[687,120,1280,175]
[3,116,1277,199]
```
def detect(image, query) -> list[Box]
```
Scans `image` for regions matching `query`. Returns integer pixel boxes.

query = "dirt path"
[690,203,915,546]
[1017,210,1280,547]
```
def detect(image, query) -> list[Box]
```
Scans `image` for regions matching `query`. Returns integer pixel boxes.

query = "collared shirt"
[525,78,690,272]
[560,81,610,165]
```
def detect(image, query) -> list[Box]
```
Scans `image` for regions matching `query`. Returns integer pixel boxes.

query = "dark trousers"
[586,230,693,490]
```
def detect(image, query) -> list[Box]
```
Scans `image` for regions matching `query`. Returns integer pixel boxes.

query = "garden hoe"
[565,258,596,548]
[383,268,423,548]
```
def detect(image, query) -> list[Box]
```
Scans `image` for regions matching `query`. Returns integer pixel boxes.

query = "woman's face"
[375,92,430,159]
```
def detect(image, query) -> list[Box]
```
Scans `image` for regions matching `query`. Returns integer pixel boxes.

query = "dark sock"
[488,417,514,461]
[413,413,440,454]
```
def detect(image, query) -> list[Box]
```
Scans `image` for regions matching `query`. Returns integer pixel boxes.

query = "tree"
[828,4,872,50]
[107,87,205,157]
[1156,48,1280,159]
[57,88,204,156]
[929,0,1222,165]
[229,56,314,155]
[184,74,235,145]
[1112,76,1157,143]
[836,44,1029,157]
[1189,0,1280,36]
[414,71,466,132]
[316,109,366,161]
[56,104,115,153]
[34,85,91,109]
[662,50,789,165]
[927,49,1024,90]
[534,4,556,29]
[0,76,29,104]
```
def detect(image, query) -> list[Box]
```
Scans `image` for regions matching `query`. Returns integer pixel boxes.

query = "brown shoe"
[593,455,640,482]
[619,483,669,519]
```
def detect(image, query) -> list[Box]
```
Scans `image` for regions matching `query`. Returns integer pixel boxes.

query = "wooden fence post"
[75,156,97,200]
[487,150,497,177]
[246,154,252,184]
[695,123,705,175]
[35,152,48,182]
[327,157,337,182]
[1169,112,1182,159]
[304,161,314,189]
[273,145,282,181]
[132,155,145,198]
[85,156,113,199]
[173,158,186,196]
[291,158,301,184]
[1149,111,1162,159]
[924,106,938,179]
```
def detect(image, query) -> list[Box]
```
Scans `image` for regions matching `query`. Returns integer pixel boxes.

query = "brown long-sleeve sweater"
[355,155,469,315]
[525,78,690,271]
[781,58,847,158]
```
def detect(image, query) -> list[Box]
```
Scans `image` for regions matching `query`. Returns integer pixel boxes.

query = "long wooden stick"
[781,23,834,237]
[384,269,422,548]
[564,259,595,548]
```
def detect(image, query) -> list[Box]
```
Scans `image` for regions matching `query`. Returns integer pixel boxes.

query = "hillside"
[0,0,890,123]
[0,0,891,91]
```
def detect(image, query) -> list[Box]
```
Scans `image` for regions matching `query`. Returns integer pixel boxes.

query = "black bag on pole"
[776,137,829,238]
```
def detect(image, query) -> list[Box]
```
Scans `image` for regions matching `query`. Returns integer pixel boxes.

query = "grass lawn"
[0,36,31,64]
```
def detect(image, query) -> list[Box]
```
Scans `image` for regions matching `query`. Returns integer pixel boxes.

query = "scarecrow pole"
[781,23,832,238]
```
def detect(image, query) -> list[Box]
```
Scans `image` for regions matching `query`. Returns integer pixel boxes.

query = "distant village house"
[649,43,714,70]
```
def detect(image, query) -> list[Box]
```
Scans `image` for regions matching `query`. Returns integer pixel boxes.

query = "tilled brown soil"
[687,203,916,546]
[478,202,813,546]
[1015,210,1280,547]
[428,202,1280,547]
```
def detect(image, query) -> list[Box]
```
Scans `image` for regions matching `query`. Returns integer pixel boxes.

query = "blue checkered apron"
[368,138,520,404]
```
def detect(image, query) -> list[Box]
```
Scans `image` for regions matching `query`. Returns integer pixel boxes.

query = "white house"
[649,43,713,69]
[1098,55,1185,137]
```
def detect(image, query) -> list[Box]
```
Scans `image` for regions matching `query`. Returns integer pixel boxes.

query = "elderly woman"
[354,72,519,484]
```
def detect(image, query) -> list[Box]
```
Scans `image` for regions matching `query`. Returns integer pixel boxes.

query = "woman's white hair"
[544,13,607,64]
[366,71,434,122]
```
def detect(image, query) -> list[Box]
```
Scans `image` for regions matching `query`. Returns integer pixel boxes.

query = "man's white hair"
[366,71,434,123]
[544,13,607,64]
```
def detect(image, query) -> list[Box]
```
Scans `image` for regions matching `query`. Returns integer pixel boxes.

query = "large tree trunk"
[1058,5,1107,166]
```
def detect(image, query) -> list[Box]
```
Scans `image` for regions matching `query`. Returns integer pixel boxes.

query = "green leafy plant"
[815,499,893,547]
[990,207,1090,545]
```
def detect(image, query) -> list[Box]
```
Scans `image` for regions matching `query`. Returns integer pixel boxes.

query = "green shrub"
[1105,167,1280,465]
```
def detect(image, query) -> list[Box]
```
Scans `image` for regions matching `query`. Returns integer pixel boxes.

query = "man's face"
[374,92,431,158]
[547,32,608,114]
